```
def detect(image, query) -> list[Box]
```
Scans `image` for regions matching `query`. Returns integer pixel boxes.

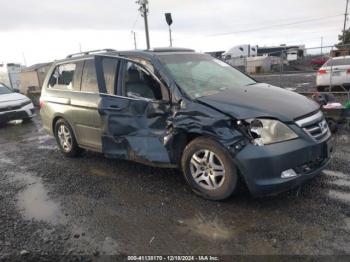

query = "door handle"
[100,105,122,111]
[109,105,121,110]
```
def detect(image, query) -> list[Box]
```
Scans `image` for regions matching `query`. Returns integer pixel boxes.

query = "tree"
[337,28,350,49]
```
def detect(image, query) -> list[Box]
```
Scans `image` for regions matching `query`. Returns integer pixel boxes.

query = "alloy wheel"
[57,124,72,152]
[189,149,225,190]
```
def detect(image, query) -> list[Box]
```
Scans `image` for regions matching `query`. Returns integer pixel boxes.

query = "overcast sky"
[0,0,347,65]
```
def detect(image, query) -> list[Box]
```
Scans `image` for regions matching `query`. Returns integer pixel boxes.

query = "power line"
[209,14,343,36]
[130,14,140,32]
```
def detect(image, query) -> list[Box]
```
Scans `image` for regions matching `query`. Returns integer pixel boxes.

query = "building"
[257,45,306,61]
[245,56,281,74]
[0,63,23,90]
[226,55,281,73]
[20,63,51,95]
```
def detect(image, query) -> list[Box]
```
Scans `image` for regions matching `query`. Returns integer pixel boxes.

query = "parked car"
[310,56,328,70]
[40,48,334,200]
[0,82,35,124]
[316,56,350,91]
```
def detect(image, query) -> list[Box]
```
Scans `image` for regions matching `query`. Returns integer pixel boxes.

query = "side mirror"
[13,88,20,93]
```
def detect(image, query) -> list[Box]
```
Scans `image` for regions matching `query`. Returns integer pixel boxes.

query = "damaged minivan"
[40,48,334,200]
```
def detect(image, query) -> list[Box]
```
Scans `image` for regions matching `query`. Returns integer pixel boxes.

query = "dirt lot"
[1,114,350,260]
[252,72,317,92]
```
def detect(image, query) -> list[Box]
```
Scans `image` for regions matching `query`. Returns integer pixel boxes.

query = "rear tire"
[54,119,82,157]
[181,137,238,201]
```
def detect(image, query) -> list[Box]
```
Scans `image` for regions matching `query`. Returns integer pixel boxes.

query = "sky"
[0,0,347,65]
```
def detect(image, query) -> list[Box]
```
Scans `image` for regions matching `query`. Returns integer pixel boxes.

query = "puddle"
[38,145,56,150]
[323,170,349,180]
[296,83,310,87]
[10,172,64,225]
[23,134,52,144]
[328,190,350,203]
[329,179,350,188]
[181,213,231,240]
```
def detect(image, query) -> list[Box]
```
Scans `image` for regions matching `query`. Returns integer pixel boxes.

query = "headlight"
[21,99,32,107]
[246,118,298,146]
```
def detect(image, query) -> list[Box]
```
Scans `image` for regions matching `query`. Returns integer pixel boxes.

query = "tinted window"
[331,58,350,66]
[48,63,76,89]
[102,58,119,95]
[123,61,163,100]
[0,83,12,94]
[81,60,98,93]
[72,61,84,91]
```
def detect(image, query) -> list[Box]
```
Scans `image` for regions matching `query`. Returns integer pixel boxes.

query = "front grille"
[0,100,31,113]
[295,111,331,142]
[0,104,22,112]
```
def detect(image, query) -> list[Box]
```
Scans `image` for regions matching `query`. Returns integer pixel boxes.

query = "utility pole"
[22,52,27,66]
[131,31,137,49]
[321,36,323,56]
[343,0,349,45]
[165,13,173,47]
[137,0,150,49]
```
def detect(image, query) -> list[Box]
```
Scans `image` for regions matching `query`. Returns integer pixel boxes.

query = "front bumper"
[235,136,334,197]
[0,103,35,123]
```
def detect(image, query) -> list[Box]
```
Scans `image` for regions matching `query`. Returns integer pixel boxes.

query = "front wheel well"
[174,132,213,166]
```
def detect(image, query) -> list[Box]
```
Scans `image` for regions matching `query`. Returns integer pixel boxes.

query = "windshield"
[158,53,256,98]
[0,83,13,95]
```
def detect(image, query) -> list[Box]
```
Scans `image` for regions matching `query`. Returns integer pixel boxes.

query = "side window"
[81,60,99,93]
[122,61,165,100]
[102,58,119,95]
[128,57,154,73]
[48,63,76,89]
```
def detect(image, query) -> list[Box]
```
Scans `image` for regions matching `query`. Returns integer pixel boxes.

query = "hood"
[197,83,319,122]
[0,92,28,103]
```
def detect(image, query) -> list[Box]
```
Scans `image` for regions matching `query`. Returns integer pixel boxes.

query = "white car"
[0,83,35,124]
[316,56,350,91]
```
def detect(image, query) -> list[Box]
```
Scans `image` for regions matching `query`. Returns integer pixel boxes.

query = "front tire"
[54,119,81,157]
[181,137,238,201]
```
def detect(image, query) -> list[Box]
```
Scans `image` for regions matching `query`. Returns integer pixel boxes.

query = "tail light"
[317,69,328,75]
[347,69,350,74]
[39,99,44,109]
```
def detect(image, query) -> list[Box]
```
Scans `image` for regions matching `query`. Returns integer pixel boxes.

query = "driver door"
[98,58,173,164]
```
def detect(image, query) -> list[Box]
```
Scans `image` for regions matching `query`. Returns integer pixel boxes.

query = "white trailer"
[223,44,258,59]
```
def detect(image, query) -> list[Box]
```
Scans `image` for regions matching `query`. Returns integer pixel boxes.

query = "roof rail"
[66,49,117,58]
[150,47,195,53]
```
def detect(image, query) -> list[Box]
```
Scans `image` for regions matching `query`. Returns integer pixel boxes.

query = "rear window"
[48,63,76,89]
[326,58,350,66]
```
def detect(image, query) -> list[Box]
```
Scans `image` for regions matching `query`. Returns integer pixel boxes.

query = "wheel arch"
[52,115,78,141]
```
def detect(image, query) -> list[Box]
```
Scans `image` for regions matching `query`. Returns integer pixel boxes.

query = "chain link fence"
[224,44,348,91]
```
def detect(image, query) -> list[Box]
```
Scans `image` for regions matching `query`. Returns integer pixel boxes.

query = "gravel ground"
[1,115,350,260]
[252,72,317,92]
